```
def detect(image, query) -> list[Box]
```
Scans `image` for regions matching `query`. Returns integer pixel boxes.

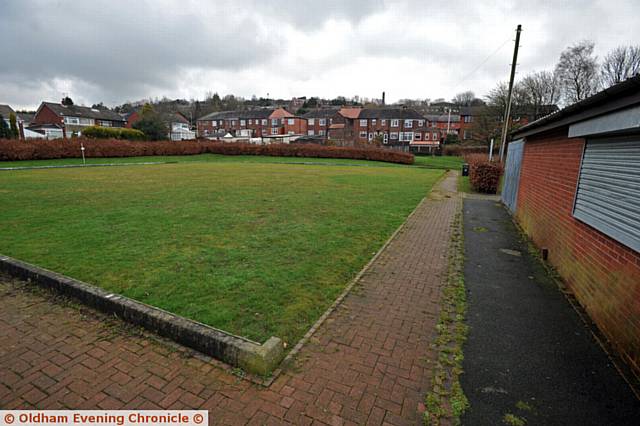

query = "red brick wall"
[516,128,640,377]
[33,105,63,126]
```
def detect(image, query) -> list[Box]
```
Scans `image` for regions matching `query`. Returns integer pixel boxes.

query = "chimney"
[382,91,386,106]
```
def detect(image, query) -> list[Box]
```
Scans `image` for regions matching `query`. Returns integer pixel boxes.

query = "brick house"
[507,75,640,378]
[32,101,125,138]
[303,108,339,137]
[196,108,306,138]
[354,107,427,150]
[327,107,361,144]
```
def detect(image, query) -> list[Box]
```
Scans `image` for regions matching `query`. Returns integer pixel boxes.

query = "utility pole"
[499,24,522,162]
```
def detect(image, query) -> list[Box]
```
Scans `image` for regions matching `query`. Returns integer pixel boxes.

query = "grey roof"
[0,104,16,119]
[513,75,640,138]
[302,108,339,119]
[424,114,460,122]
[197,109,275,121]
[358,108,424,120]
[17,112,35,124]
[41,102,125,122]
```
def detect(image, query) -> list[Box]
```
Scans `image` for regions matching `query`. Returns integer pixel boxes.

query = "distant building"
[303,107,340,137]
[196,108,307,139]
[0,104,16,128]
[354,107,427,151]
[32,101,125,138]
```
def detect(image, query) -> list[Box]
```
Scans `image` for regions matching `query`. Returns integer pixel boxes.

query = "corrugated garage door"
[501,139,524,213]
[573,137,640,252]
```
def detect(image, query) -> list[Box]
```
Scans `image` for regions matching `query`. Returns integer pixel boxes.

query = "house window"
[319,118,326,126]
[391,119,399,127]
[372,119,377,126]
[287,118,295,125]
[98,120,111,127]
[383,133,388,144]
[271,128,278,135]
[414,132,421,140]
[64,116,80,125]
[308,118,315,125]
[261,119,267,125]
[390,132,398,139]
[381,119,386,126]
[404,120,413,128]
[433,132,439,140]
[360,119,368,127]
[240,120,246,126]
[319,130,325,136]
[329,118,333,124]
[464,115,473,123]
[359,131,367,138]
[308,130,315,136]
[463,130,472,140]
[271,119,278,126]
[262,129,267,135]
[418,120,424,127]
[212,120,217,126]
[368,133,373,141]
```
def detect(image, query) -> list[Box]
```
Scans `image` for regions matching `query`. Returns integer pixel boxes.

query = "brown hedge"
[0,139,414,165]
[465,154,503,194]
[443,145,487,157]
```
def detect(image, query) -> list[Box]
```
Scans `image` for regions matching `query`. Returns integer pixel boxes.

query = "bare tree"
[451,91,476,106]
[601,45,640,87]
[521,70,561,117]
[555,40,600,104]
[485,81,529,111]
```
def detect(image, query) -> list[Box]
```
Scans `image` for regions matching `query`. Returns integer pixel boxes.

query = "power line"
[455,36,512,91]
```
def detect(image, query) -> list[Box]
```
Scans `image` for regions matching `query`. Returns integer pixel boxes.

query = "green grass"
[0,161,442,345]
[458,175,472,193]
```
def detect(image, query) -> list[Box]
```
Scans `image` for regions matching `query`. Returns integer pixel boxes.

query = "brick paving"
[0,172,460,425]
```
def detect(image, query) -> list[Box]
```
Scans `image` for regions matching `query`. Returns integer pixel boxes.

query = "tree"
[470,108,501,146]
[521,70,561,117]
[0,115,11,139]
[9,112,18,138]
[555,40,600,104]
[61,96,74,106]
[451,91,476,106]
[486,81,529,111]
[132,103,168,140]
[601,45,640,87]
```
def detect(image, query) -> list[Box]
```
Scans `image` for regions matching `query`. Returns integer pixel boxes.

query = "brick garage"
[511,76,640,379]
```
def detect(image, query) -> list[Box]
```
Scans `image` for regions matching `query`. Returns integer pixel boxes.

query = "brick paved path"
[0,172,460,425]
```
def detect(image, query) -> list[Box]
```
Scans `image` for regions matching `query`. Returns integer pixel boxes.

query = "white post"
[80,143,86,165]
[489,138,494,161]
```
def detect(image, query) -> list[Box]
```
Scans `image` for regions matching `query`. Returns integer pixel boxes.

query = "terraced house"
[32,101,125,138]
[196,107,307,138]
[356,107,431,150]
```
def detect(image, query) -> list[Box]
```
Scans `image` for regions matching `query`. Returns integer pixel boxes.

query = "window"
[308,130,315,136]
[271,128,278,135]
[79,118,93,126]
[381,119,386,126]
[212,120,217,126]
[368,133,373,141]
[390,132,398,139]
[371,119,377,126]
[240,120,246,126]
[414,132,421,140]
[359,131,367,138]
[391,119,399,127]
[271,119,278,126]
[433,132,439,140]
[418,120,424,127]
[360,119,368,127]
[319,118,326,126]
[319,130,325,136]
[64,116,80,125]
[404,120,413,128]
[262,119,267,125]
[464,115,473,123]
[287,118,295,125]
[262,129,267,135]
[329,118,333,124]
[463,130,472,140]
[573,138,640,252]
[308,118,315,126]
[425,132,430,140]
[98,120,111,127]
[383,133,388,144]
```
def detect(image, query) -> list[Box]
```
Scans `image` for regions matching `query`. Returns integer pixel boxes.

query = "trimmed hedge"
[465,153,503,194]
[0,139,414,165]
[82,126,146,141]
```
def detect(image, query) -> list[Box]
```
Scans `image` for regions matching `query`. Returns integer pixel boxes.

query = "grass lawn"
[0,162,443,345]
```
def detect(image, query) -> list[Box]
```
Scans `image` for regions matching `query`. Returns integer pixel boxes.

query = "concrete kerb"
[0,255,284,376]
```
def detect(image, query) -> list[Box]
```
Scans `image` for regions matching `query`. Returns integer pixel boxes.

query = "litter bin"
[462,163,469,176]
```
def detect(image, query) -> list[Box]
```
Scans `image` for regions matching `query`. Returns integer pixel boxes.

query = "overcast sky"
[1,0,639,110]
